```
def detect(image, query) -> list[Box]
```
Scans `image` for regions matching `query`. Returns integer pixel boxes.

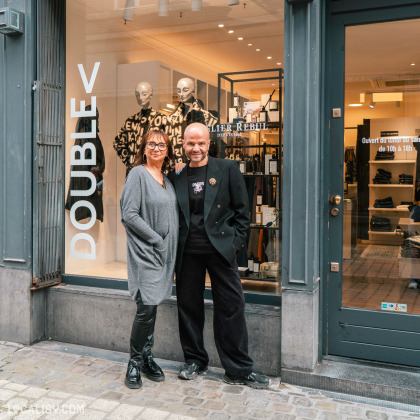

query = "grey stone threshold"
[281,356,420,408]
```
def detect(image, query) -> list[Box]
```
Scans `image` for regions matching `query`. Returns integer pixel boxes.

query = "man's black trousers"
[176,252,253,377]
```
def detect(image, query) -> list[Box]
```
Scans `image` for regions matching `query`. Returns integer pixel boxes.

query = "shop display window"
[64,0,284,296]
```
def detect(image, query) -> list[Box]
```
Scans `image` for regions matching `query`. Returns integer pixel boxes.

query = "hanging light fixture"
[123,0,135,22]
[158,0,169,16]
[191,0,202,11]
[228,0,240,5]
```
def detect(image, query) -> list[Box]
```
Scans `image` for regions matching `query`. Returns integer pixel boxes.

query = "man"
[169,122,269,389]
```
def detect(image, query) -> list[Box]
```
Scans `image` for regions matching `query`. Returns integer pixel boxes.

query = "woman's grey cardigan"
[120,165,179,304]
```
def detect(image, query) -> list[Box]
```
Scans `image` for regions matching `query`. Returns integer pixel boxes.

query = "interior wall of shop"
[0,0,46,344]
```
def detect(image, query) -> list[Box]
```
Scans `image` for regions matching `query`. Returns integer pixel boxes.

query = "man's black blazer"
[168,156,249,278]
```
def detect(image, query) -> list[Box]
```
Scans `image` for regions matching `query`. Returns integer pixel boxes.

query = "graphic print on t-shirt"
[192,181,204,195]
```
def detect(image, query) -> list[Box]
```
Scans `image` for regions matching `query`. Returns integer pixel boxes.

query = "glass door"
[327,6,420,366]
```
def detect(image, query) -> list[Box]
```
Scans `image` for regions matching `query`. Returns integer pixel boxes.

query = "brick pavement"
[0,341,419,419]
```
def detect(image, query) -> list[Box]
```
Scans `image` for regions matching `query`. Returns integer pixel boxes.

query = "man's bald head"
[183,123,210,167]
[184,123,210,141]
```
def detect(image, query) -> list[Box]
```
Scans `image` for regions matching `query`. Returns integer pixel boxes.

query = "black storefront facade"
[1,0,419,403]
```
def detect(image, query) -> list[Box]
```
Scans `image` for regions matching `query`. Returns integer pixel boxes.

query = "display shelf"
[243,174,280,178]
[368,184,413,188]
[368,231,396,235]
[369,160,415,164]
[240,274,279,283]
[368,207,410,212]
[250,224,280,230]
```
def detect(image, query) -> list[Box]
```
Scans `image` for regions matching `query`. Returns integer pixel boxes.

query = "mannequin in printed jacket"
[114,81,167,175]
[167,77,217,162]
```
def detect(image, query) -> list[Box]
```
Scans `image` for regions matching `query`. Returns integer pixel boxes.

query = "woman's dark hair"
[133,130,174,172]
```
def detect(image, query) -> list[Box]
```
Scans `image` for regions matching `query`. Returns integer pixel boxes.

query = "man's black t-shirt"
[184,164,215,254]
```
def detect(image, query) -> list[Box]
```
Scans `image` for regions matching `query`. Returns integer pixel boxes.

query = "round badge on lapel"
[209,178,216,186]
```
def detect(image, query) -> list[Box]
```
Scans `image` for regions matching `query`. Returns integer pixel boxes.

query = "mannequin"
[114,81,167,174]
[167,77,217,162]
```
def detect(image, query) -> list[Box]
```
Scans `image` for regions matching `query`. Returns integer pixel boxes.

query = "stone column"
[281,0,323,371]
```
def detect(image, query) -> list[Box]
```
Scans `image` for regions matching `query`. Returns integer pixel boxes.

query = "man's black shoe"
[223,372,270,389]
[178,363,208,380]
[124,359,142,389]
[140,355,165,382]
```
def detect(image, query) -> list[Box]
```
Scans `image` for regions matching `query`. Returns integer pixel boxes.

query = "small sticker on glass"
[381,302,407,312]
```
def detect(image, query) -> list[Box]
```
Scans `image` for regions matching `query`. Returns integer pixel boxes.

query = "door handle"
[330,195,342,205]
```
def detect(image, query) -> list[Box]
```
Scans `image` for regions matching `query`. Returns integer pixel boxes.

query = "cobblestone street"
[0,341,418,419]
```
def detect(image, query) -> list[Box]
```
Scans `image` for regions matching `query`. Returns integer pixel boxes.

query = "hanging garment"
[113,108,167,175]
[166,98,217,162]
[65,108,105,222]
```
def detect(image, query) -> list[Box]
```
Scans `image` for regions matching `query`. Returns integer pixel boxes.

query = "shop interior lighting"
[238,37,243,40]
[228,0,240,5]
[228,30,234,33]
[166,103,175,109]
[277,62,281,65]
[218,24,224,27]
[256,48,260,51]
[248,43,252,46]
[348,103,362,107]
[158,0,168,16]
[372,92,403,102]
[267,56,272,59]
[411,63,416,66]
[191,0,202,11]
[123,0,135,22]
[369,101,375,109]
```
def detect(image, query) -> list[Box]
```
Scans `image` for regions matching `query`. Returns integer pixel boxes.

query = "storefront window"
[64,0,284,296]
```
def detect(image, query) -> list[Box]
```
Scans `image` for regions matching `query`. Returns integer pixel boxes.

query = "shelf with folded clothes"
[368,207,410,212]
[368,231,398,235]
[368,184,414,188]
[368,160,416,164]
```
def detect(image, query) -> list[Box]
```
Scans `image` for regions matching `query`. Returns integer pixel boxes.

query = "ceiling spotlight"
[276,62,281,65]
[256,48,260,52]
[369,101,376,109]
[158,0,168,16]
[228,0,240,5]
[228,30,234,34]
[238,37,243,40]
[267,56,272,59]
[411,63,416,66]
[191,0,202,11]
[123,0,135,22]
[218,24,224,27]
[248,43,252,46]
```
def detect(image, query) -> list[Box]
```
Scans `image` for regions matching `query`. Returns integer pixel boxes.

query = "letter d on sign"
[70,233,96,260]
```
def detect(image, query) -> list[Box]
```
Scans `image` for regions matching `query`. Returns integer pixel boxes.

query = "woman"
[120,130,178,389]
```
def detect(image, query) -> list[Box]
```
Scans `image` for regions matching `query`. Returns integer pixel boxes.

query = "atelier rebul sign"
[69,62,100,260]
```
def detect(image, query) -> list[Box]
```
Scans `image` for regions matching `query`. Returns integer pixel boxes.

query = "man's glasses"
[146,142,168,151]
